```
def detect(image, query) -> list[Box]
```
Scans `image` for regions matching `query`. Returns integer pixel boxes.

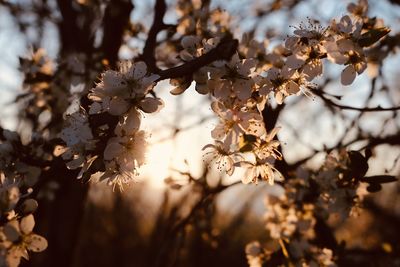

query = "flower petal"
[20,215,35,235]
[133,61,147,79]
[341,65,357,85]
[140,97,164,113]
[25,234,48,252]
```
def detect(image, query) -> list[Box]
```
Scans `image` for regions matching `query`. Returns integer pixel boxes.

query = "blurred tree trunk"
[25,1,134,266]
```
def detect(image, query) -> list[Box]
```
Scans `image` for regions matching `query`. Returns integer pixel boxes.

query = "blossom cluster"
[192,0,388,186]
[58,61,164,190]
[0,130,47,266]
[245,150,370,266]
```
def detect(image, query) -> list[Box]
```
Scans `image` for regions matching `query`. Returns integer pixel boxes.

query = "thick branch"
[140,0,168,72]
[156,37,238,80]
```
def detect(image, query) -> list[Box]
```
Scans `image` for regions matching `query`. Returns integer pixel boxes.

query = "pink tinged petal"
[338,15,353,33]
[214,81,231,100]
[133,61,147,79]
[285,36,299,50]
[108,98,130,116]
[286,54,305,69]
[20,215,35,235]
[337,38,355,52]
[26,234,48,252]
[341,65,357,85]
[140,97,164,113]
[327,51,348,64]
[104,141,124,160]
[210,101,226,117]
[224,130,237,148]
[211,124,225,140]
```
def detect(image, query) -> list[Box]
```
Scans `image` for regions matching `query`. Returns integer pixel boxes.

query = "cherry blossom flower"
[89,61,160,116]
[0,215,47,267]
[101,130,147,190]
[59,109,96,171]
[330,15,362,37]
[259,67,299,104]
[325,38,367,85]
[202,141,241,176]
[210,101,266,148]
[253,127,282,160]
[208,53,257,101]
[347,0,368,18]
[236,158,283,185]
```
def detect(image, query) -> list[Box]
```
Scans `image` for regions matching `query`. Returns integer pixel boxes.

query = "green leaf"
[358,28,390,47]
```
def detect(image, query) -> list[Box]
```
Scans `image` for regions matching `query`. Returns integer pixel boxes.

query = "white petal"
[337,38,355,52]
[26,234,48,252]
[133,61,147,79]
[233,79,253,100]
[286,80,300,94]
[286,54,305,69]
[211,124,225,140]
[341,65,357,85]
[20,215,35,235]
[123,108,141,133]
[104,141,123,160]
[108,98,130,116]
[140,97,164,113]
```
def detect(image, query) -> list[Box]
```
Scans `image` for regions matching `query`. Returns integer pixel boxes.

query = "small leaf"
[358,28,390,47]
